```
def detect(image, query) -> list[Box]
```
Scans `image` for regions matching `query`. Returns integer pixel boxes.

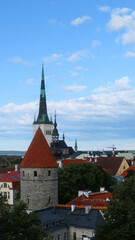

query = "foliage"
[58,163,116,204]
[125,169,135,178]
[95,175,135,240]
[0,194,45,240]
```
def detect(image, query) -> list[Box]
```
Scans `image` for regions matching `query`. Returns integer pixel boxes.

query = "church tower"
[20,128,58,211]
[33,65,53,146]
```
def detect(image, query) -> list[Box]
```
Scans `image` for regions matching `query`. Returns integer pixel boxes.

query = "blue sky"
[1,0,135,151]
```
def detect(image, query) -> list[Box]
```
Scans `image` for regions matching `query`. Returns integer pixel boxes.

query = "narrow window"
[34,171,37,177]
[4,183,7,188]
[4,192,7,198]
[8,192,10,199]
[64,233,66,240]
[28,198,29,204]
[49,197,51,204]
[73,232,76,240]
[48,170,51,176]
[58,234,60,240]
[23,171,25,176]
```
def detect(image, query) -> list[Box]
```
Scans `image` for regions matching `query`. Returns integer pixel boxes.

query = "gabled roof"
[93,157,126,175]
[20,128,58,168]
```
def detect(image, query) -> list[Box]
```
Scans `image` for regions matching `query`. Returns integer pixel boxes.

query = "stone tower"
[33,64,53,146]
[20,128,58,211]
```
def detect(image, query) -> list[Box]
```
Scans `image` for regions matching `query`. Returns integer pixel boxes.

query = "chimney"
[71,205,75,212]
[15,164,18,171]
[100,187,105,192]
[85,206,91,214]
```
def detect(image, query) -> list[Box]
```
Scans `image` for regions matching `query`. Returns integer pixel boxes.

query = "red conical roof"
[20,128,58,168]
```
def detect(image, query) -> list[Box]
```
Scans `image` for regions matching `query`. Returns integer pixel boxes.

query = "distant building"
[20,128,58,211]
[33,65,53,146]
[0,169,20,205]
[50,113,74,160]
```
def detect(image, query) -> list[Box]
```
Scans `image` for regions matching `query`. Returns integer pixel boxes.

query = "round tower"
[20,128,58,211]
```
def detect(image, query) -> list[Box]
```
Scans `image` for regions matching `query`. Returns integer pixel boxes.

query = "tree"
[58,163,116,204]
[0,195,45,240]
[95,175,135,240]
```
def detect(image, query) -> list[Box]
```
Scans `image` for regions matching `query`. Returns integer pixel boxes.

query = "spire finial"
[75,138,78,152]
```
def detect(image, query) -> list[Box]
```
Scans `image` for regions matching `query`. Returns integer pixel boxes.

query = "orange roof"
[121,166,135,177]
[55,204,107,210]
[20,128,58,168]
[67,191,112,207]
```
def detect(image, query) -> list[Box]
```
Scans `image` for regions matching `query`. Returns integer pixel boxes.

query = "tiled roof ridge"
[55,204,107,210]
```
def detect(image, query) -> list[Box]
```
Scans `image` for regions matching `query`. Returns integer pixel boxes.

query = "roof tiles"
[20,128,58,168]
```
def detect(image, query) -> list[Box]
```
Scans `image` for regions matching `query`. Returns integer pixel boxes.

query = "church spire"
[52,111,59,143]
[74,138,78,152]
[36,64,51,123]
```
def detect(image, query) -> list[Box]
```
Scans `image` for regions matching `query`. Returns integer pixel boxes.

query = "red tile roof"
[63,159,88,168]
[67,190,112,207]
[55,204,107,210]
[121,166,135,177]
[0,170,20,189]
[20,128,58,168]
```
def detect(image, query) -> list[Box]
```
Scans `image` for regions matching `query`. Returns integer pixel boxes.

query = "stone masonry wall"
[21,167,58,211]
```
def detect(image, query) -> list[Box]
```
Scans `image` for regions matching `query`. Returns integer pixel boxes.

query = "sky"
[1,0,135,151]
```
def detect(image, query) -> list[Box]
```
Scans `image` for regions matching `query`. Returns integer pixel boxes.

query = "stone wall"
[21,167,58,211]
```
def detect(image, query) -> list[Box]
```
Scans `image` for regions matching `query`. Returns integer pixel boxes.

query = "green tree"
[125,169,135,178]
[95,175,135,240]
[0,195,45,240]
[58,163,116,204]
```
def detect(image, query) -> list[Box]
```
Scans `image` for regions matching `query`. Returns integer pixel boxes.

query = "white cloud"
[71,16,91,26]
[44,53,62,63]
[63,84,86,92]
[26,78,35,85]
[98,6,110,12]
[106,8,135,44]
[71,72,79,77]
[125,51,135,58]
[8,57,36,67]
[67,49,90,62]
[92,40,101,47]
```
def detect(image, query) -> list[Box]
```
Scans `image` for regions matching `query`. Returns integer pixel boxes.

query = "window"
[4,183,7,188]
[48,197,51,204]
[64,233,66,240]
[4,192,7,198]
[123,166,125,169]
[58,234,61,240]
[48,170,51,176]
[46,130,51,135]
[28,198,29,204]
[23,171,25,176]
[8,192,10,199]
[34,171,37,177]
[73,232,76,240]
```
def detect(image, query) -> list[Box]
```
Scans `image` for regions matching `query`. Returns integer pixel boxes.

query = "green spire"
[42,63,44,81]
[75,138,78,152]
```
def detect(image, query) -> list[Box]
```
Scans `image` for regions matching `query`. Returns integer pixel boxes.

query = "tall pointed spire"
[75,138,78,152]
[52,111,59,143]
[36,64,51,123]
